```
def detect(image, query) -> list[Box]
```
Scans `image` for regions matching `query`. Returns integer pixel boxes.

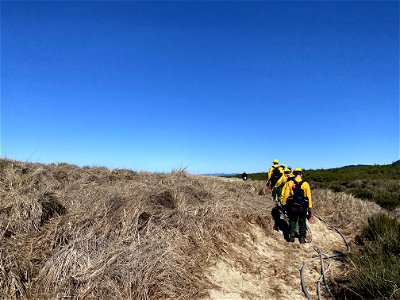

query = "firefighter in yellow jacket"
[274,168,291,203]
[267,159,284,201]
[281,170,295,198]
[267,159,279,184]
[281,168,312,244]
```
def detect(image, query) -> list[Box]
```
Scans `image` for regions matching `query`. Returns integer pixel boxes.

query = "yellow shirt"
[267,165,279,180]
[274,174,288,188]
[281,177,312,208]
[281,174,295,197]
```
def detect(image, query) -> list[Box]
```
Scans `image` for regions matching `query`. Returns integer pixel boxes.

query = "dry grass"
[0,159,383,300]
[0,159,270,300]
[312,189,382,236]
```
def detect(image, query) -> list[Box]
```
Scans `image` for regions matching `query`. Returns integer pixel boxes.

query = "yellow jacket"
[281,177,312,208]
[267,165,278,180]
[274,174,288,188]
[281,174,295,197]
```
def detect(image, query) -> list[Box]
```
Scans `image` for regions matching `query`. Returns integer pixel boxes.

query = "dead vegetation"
[312,189,382,236]
[0,159,270,299]
[0,159,381,299]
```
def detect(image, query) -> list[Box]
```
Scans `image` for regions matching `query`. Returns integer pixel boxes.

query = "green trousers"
[288,210,307,238]
[272,185,284,201]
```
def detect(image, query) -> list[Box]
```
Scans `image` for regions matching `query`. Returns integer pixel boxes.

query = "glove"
[307,209,314,223]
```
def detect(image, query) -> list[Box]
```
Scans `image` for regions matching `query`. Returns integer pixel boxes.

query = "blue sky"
[1,1,399,174]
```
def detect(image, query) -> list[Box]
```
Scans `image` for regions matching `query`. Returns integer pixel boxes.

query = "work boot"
[299,237,306,244]
[289,234,295,243]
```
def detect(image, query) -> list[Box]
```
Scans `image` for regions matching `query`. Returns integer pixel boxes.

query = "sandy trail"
[206,211,347,300]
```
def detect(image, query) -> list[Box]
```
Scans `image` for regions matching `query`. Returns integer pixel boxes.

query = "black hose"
[300,215,350,299]
[316,247,335,300]
[301,256,318,300]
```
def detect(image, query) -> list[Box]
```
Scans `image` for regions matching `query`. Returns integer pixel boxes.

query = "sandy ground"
[206,213,347,300]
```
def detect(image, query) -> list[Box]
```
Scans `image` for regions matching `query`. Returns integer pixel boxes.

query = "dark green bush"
[350,188,374,200]
[346,214,400,299]
[331,184,344,193]
[374,193,400,210]
[363,214,400,243]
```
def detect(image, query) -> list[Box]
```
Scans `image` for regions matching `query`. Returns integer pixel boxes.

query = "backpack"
[287,180,309,212]
[270,167,281,185]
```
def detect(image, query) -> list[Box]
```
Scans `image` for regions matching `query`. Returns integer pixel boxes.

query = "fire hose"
[300,214,350,300]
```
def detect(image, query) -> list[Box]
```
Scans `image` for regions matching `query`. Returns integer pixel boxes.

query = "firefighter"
[281,168,312,244]
[267,159,283,201]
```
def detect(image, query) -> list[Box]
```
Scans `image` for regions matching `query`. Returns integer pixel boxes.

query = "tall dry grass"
[312,189,382,235]
[0,159,384,299]
[0,159,270,299]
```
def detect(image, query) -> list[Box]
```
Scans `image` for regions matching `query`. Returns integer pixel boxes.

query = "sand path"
[206,215,346,300]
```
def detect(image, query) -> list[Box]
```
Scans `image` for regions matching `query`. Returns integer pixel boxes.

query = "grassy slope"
[1,158,397,299]
[0,159,271,299]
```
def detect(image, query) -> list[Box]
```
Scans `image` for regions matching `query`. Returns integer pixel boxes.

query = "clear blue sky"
[1,1,399,174]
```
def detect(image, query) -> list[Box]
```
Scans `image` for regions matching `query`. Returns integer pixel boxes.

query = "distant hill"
[203,173,239,177]
[392,159,400,166]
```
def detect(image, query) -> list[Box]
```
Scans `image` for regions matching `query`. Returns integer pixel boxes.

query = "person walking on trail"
[273,168,291,204]
[242,171,248,181]
[267,159,283,200]
[281,167,295,197]
[267,159,279,185]
[281,168,312,244]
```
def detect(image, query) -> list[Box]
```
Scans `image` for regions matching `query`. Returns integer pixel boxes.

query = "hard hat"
[293,168,303,175]
[280,164,285,167]
[287,166,292,170]
[273,159,279,164]
[284,168,290,174]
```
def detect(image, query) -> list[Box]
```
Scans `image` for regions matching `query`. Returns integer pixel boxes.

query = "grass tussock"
[0,159,270,300]
[312,189,381,234]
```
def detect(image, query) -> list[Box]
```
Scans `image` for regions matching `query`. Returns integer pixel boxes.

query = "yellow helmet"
[293,168,303,175]
[284,168,290,174]
[273,159,279,164]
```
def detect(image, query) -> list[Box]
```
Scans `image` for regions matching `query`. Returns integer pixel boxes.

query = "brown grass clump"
[0,159,269,300]
[312,189,382,236]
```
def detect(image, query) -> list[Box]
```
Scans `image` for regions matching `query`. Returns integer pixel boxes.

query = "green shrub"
[331,184,344,193]
[346,214,400,299]
[350,188,374,200]
[348,252,400,299]
[363,214,400,244]
[374,193,400,210]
